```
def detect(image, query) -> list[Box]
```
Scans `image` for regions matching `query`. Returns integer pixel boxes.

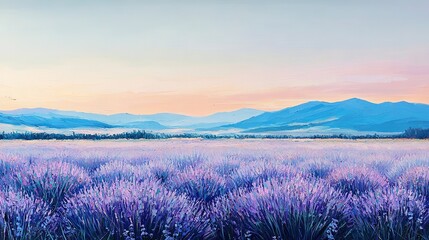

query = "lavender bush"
[399,166,429,204]
[230,162,299,191]
[300,160,334,179]
[348,187,429,239]
[210,178,350,240]
[64,180,209,239]
[0,190,52,240]
[148,162,175,183]
[328,166,389,194]
[94,160,149,183]
[12,161,90,211]
[170,154,205,171]
[169,167,227,203]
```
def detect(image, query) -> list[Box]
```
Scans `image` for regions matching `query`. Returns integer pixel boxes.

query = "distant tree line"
[403,128,429,139]
[0,130,162,140]
[0,128,428,140]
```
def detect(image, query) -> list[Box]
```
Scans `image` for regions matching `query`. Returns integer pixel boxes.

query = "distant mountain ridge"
[0,113,113,129]
[224,98,429,133]
[1,98,428,134]
[0,107,264,131]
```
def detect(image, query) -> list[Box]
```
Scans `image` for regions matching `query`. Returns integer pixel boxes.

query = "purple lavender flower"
[211,159,240,177]
[64,179,209,239]
[300,160,334,179]
[347,187,429,239]
[12,161,90,210]
[169,167,227,203]
[230,162,300,191]
[328,166,389,194]
[209,177,350,240]
[170,154,205,171]
[398,166,429,204]
[94,160,150,183]
[148,162,175,183]
[0,190,52,239]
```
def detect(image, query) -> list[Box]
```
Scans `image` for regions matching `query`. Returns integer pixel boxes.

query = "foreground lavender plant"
[210,177,350,240]
[64,179,209,239]
[12,161,90,211]
[348,187,429,239]
[0,190,52,240]
[399,166,429,205]
[0,155,27,188]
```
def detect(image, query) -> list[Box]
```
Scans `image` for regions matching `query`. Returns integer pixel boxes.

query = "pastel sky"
[1,0,428,115]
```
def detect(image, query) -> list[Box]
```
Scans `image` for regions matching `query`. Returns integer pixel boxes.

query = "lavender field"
[0,139,428,240]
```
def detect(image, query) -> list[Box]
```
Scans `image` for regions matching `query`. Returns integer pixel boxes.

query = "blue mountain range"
[0,108,263,131]
[1,98,428,134]
[0,113,113,129]
[224,98,429,133]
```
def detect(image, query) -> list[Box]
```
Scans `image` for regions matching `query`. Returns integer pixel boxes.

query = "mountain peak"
[339,98,372,104]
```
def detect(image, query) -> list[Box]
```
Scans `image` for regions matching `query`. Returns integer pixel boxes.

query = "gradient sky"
[1,0,428,115]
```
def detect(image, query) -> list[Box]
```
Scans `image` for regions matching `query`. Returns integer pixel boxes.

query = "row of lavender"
[0,140,428,239]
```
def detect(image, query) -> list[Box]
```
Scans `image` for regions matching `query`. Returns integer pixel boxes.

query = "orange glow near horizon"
[1,59,428,116]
